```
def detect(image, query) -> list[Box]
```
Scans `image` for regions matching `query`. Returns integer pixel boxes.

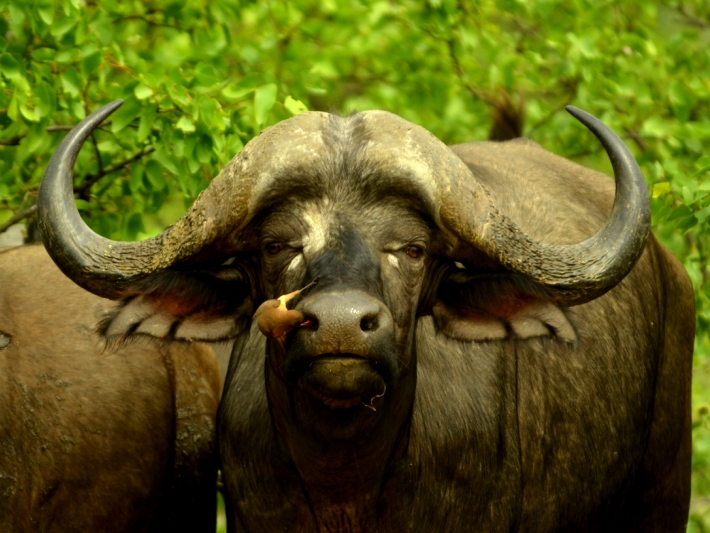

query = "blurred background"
[0,0,708,530]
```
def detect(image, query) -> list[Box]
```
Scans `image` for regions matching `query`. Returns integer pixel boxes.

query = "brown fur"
[0,245,221,532]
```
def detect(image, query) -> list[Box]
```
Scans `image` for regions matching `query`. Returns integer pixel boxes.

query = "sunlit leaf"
[651,182,671,199]
[284,96,308,116]
[176,116,196,133]
[254,83,277,125]
[134,83,153,100]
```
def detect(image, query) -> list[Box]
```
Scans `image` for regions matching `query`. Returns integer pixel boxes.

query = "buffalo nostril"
[302,316,319,330]
[360,316,378,332]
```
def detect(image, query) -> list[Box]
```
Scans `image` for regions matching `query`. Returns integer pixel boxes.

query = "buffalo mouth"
[297,354,388,410]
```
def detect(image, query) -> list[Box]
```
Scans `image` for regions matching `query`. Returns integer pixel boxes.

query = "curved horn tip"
[94,99,124,120]
[565,105,599,126]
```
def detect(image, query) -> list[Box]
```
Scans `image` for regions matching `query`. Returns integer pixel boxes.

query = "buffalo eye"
[265,242,284,255]
[405,245,423,259]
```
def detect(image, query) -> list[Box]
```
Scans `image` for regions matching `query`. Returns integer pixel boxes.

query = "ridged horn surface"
[437,106,650,305]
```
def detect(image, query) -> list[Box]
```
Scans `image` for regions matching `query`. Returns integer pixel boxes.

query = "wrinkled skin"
[0,246,221,533]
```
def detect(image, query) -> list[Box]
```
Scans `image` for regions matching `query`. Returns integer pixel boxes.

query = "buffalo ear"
[431,273,577,343]
[100,267,254,343]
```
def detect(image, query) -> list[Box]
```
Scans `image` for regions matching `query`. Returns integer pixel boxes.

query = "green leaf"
[682,186,695,206]
[130,163,143,192]
[690,164,710,180]
[55,48,79,65]
[110,97,141,133]
[126,213,145,240]
[677,215,698,232]
[652,182,671,199]
[284,96,308,116]
[137,104,157,142]
[254,83,277,125]
[7,92,19,121]
[640,116,668,138]
[60,67,81,97]
[194,62,219,88]
[176,116,196,133]
[222,73,258,100]
[154,149,179,175]
[169,84,191,107]
[668,205,693,222]
[74,199,91,211]
[38,3,56,25]
[196,134,213,164]
[88,12,113,46]
[669,81,691,122]
[198,96,218,128]
[31,48,57,61]
[70,99,85,120]
[81,50,103,76]
[134,83,153,100]
[0,53,20,79]
[227,133,244,156]
[144,160,166,189]
[19,100,38,122]
[51,14,77,38]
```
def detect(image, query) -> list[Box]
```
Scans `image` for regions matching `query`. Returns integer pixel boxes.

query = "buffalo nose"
[299,292,394,355]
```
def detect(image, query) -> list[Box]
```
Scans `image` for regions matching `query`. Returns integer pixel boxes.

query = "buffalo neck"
[265,358,416,532]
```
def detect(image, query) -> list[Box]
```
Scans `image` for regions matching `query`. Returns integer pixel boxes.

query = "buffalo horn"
[441,106,650,305]
[38,100,241,299]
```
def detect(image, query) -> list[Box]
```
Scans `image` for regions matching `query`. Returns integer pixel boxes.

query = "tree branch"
[0,204,36,235]
[0,125,75,146]
[75,147,155,197]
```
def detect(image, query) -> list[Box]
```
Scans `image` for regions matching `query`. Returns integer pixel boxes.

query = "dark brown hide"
[0,246,220,533]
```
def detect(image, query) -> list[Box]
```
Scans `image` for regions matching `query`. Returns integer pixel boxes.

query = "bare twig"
[0,204,36,235]
[75,147,155,197]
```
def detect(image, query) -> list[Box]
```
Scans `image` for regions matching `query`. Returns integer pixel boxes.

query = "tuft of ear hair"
[433,272,577,343]
[98,267,253,345]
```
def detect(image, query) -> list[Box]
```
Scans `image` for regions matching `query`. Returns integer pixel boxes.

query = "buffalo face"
[256,197,434,436]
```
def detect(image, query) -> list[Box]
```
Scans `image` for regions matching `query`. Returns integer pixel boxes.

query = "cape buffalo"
[38,101,694,532]
[0,245,220,532]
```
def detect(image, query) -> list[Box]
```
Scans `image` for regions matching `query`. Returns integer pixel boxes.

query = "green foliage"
[1,0,710,529]
[0,0,307,239]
